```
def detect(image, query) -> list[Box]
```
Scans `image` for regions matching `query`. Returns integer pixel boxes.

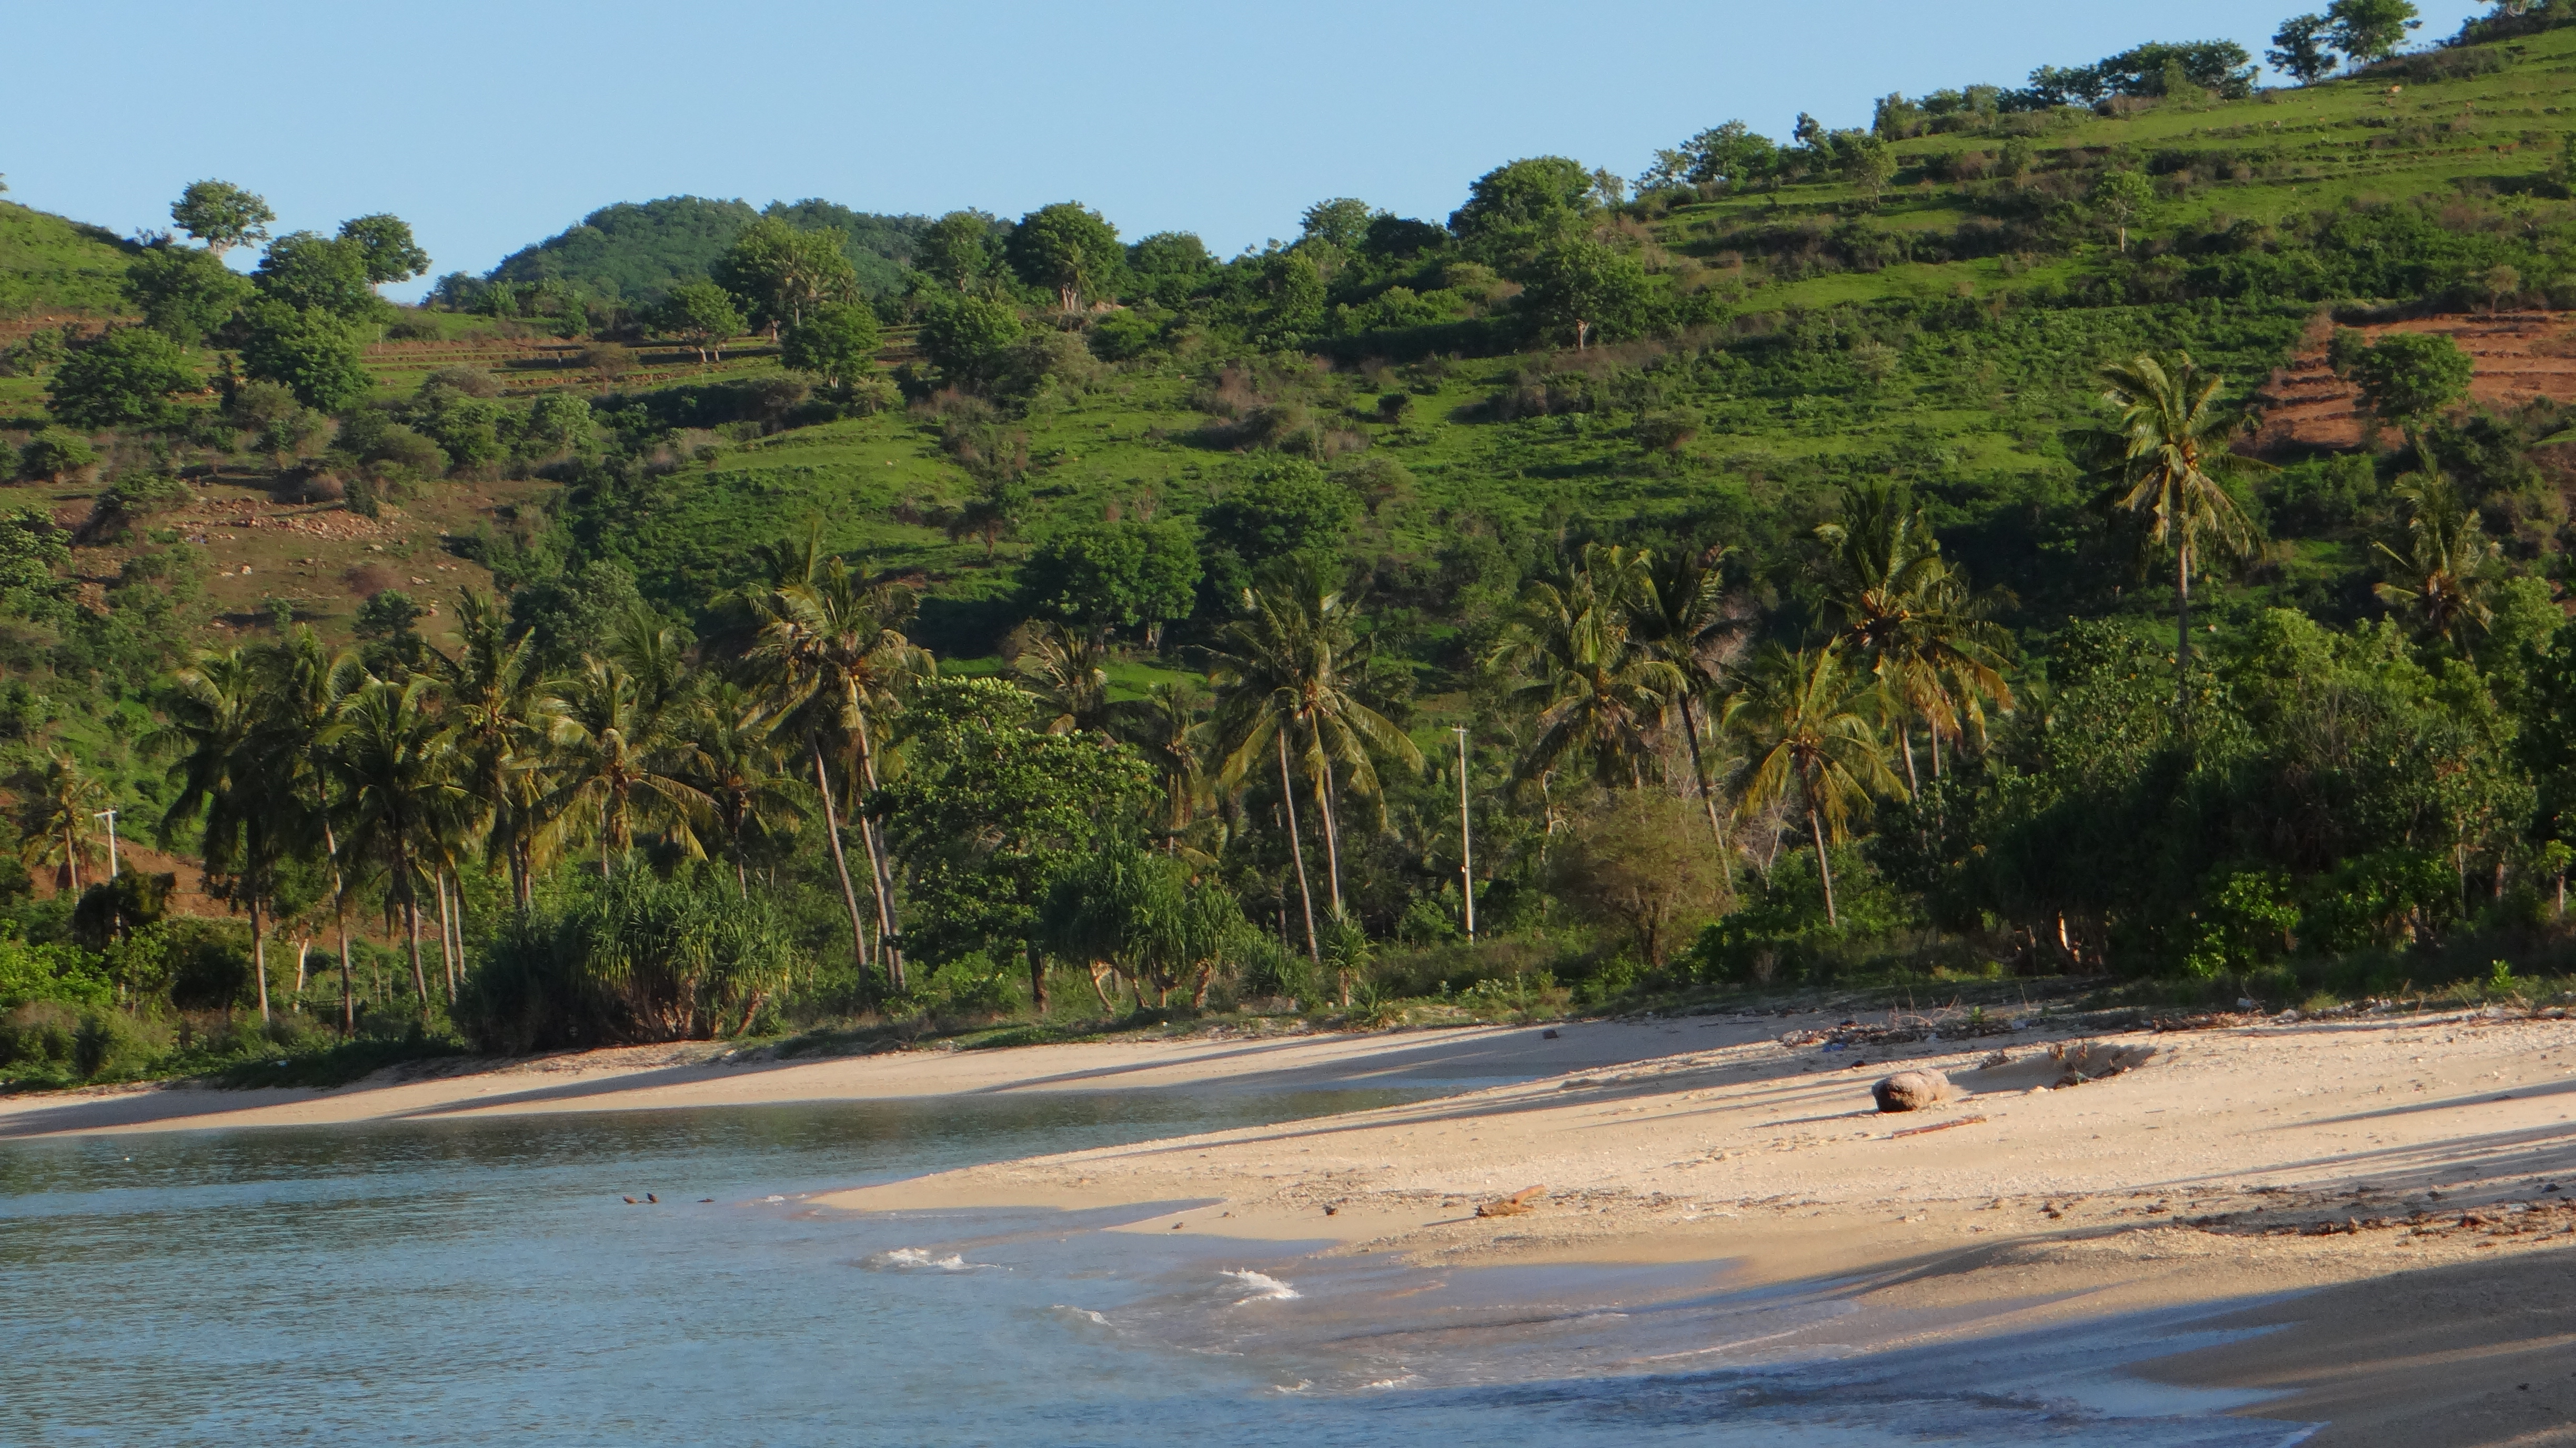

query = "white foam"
[1221,1269,1301,1303]
[867,1248,995,1272]
[1051,1304,1112,1327]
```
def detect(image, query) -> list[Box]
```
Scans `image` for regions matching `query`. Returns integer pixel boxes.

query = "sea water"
[0,1090,2319,1446]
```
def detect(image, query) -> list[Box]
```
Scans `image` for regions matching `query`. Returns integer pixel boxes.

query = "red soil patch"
[2251,309,2576,453]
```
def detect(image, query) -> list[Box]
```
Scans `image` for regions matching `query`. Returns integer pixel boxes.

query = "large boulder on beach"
[1873,1069,1951,1113]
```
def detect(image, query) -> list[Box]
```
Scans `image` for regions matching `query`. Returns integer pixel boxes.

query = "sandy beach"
[12,1005,2576,1443]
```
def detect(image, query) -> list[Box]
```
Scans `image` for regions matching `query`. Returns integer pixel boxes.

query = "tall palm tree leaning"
[1813,481,2014,787]
[1489,543,1685,791]
[2096,353,2274,722]
[1209,558,1420,954]
[1725,643,1904,928]
[1632,542,1752,859]
[742,553,929,993]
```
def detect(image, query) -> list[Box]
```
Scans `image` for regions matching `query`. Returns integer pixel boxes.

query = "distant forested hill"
[0,200,138,316]
[482,195,928,304]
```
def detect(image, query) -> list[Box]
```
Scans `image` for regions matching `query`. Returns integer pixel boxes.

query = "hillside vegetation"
[5,0,2576,1089]
[0,200,138,318]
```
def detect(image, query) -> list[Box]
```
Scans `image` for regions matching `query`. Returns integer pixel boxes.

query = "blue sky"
[8,1,2490,300]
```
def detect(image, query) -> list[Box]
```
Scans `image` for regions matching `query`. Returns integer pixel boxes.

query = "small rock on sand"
[1874,1069,1951,1113]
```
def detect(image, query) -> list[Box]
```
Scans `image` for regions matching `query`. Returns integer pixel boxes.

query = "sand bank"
[817,1007,2576,1447]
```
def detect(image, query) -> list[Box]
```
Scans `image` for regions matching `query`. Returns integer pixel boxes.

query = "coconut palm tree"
[678,682,807,896]
[1209,558,1421,948]
[1813,482,2014,785]
[2096,353,2275,719]
[259,626,365,1031]
[1632,542,1752,857]
[1489,544,1686,790]
[545,657,712,877]
[1124,679,1214,854]
[156,648,289,1021]
[1014,621,1113,735]
[741,556,929,990]
[1725,643,1904,928]
[333,677,467,1022]
[431,590,555,909]
[18,753,106,896]
[2373,467,2497,651]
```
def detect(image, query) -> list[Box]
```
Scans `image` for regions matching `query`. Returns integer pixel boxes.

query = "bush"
[73,1010,168,1080]
[0,1001,78,1067]
[17,427,97,482]
[47,326,202,429]
[459,869,794,1052]
[579,343,638,378]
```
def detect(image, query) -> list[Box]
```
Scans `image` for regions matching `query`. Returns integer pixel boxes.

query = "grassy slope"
[1695,27,2576,267]
[7,33,2572,709]
[0,200,137,318]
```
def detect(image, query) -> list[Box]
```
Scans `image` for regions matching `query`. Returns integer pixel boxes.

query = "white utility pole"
[1454,727,1474,942]
[94,809,119,879]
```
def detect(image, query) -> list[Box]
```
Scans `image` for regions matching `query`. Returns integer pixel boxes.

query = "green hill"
[476,195,929,306]
[0,200,137,317]
[532,24,2576,652]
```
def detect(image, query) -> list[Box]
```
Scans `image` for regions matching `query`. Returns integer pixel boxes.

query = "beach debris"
[1873,1069,1953,1112]
[621,1196,638,1204]
[1323,1204,1338,1216]
[646,1193,659,1204]
[1886,1114,1987,1139]
[2046,1040,2156,1087]
[1172,1221,1184,1230]
[1541,1028,1560,1039]
[1476,1185,1547,1218]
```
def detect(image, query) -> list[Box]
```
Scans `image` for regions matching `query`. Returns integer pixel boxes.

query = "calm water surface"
[0,1090,2316,1446]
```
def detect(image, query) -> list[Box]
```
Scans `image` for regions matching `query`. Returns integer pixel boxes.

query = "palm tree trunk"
[250,891,270,1024]
[1898,722,1920,795]
[401,862,430,1023]
[851,720,903,991]
[1315,752,1346,920]
[811,736,876,983]
[327,821,353,1036]
[1809,801,1839,928]
[64,822,79,895]
[1678,692,1731,892]
[1276,729,1320,963]
[434,870,457,1003]
[2176,541,2192,727]
[449,876,468,983]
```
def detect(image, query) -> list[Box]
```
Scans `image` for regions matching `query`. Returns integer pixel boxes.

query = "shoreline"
[12,1008,2576,1442]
